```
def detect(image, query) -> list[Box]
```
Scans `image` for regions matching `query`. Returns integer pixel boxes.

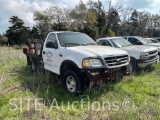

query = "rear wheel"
[63,70,83,94]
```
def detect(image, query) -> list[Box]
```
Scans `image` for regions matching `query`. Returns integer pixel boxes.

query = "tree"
[34,6,69,37]
[44,6,69,31]
[31,0,160,38]
[30,26,41,39]
[5,16,30,45]
[108,7,121,35]
[129,10,139,35]
[69,1,98,39]
[0,34,8,45]
[120,7,133,35]
[34,11,52,37]
[151,14,160,37]
[88,0,106,36]
[138,11,149,36]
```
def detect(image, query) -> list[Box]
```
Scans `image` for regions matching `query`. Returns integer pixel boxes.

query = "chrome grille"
[142,51,158,60]
[104,55,129,67]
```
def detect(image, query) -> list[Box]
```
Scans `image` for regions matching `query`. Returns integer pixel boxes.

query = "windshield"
[137,37,151,44]
[110,38,132,48]
[145,38,155,43]
[57,32,97,47]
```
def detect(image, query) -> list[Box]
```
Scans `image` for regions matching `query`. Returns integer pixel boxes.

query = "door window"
[128,38,142,45]
[46,33,57,48]
[99,40,112,46]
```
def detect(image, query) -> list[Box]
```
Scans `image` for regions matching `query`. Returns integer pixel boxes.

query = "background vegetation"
[1,0,160,45]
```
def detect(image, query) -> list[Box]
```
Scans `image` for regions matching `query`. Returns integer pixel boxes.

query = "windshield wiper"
[82,43,97,45]
[63,43,81,47]
[63,43,97,47]
[127,44,132,46]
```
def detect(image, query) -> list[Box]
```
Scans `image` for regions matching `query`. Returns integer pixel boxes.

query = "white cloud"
[0,0,160,34]
[0,0,55,33]
[5,0,53,25]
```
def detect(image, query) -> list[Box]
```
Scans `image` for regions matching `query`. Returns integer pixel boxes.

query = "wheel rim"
[32,62,36,71]
[66,76,76,93]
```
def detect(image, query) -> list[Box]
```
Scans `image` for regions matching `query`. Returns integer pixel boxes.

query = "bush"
[107,29,115,37]
[101,28,115,37]
[0,35,8,46]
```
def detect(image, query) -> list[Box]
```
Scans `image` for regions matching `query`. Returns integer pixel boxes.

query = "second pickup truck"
[97,37,159,72]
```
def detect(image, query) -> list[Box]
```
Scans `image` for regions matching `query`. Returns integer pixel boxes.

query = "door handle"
[59,53,63,57]
[43,51,45,54]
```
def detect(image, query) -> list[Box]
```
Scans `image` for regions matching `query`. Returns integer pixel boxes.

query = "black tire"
[63,70,84,94]
[27,56,32,65]
[128,58,137,73]
[37,61,44,72]
[113,71,123,82]
[31,60,37,72]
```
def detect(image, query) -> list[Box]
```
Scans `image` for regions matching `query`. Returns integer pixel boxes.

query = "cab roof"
[49,31,81,34]
[98,36,142,39]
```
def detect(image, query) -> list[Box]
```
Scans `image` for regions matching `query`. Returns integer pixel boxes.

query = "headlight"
[156,48,160,52]
[141,52,149,56]
[140,52,149,60]
[82,59,103,68]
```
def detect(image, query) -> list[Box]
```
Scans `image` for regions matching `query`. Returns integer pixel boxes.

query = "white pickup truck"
[96,37,159,72]
[123,36,160,55]
[23,31,130,94]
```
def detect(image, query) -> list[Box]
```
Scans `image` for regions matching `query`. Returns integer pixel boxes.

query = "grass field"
[0,46,160,120]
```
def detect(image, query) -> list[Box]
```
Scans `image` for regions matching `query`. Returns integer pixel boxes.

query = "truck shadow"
[12,64,156,107]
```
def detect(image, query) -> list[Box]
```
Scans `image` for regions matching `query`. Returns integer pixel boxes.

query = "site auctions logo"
[9,97,134,112]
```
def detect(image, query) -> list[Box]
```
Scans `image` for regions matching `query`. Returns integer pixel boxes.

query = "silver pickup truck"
[97,37,159,72]
[123,36,160,56]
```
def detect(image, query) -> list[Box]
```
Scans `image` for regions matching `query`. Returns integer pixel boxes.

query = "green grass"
[0,46,160,120]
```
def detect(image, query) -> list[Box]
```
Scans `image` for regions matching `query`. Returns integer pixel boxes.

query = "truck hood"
[122,45,157,53]
[67,45,128,57]
[147,43,160,47]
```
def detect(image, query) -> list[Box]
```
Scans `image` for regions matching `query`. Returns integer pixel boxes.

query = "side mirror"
[136,41,142,45]
[97,42,101,45]
[46,41,58,49]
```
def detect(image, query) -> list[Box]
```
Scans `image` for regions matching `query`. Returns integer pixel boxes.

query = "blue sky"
[0,0,160,34]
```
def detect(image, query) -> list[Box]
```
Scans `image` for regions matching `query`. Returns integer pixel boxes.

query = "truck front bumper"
[82,66,129,84]
[137,55,159,68]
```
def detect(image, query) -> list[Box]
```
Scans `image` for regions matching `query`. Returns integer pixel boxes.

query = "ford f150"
[23,31,130,94]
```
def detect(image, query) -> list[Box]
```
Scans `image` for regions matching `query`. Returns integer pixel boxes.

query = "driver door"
[42,33,61,74]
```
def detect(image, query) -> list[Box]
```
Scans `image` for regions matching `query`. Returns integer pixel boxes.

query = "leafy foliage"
[0,34,8,45]
[4,0,160,45]
[5,16,30,45]
[34,11,52,38]
[69,1,98,39]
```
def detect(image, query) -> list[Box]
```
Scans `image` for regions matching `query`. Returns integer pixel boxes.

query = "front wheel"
[127,58,137,73]
[63,70,83,94]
